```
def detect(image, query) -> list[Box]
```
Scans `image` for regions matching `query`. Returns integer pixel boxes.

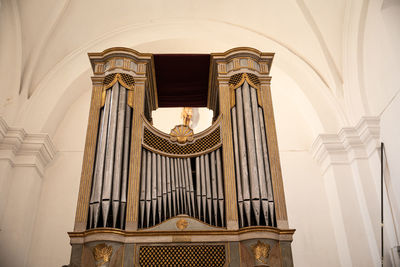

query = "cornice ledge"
[0,117,57,176]
[311,116,380,173]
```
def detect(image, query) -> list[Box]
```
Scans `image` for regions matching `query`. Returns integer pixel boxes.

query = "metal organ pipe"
[216,149,225,227]
[250,86,269,225]
[205,154,212,224]
[210,151,218,225]
[89,82,133,230]
[235,85,252,226]
[195,157,201,220]
[156,154,162,223]
[187,158,196,218]
[120,98,131,228]
[161,156,167,220]
[258,107,275,226]
[231,106,244,227]
[230,80,276,227]
[166,157,172,218]
[145,151,152,227]
[200,155,207,221]
[102,83,120,226]
[89,89,111,228]
[151,152,157,224]
[241,81,261,225]
[112,86,126,228]
[139,149,147,228]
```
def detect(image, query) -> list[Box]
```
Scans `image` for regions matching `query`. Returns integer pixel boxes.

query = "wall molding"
[0,117,57,176]
[311,116,380,173]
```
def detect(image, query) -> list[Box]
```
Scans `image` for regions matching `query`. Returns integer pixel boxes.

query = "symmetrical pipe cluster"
[138,148,225,228]
[231,81,275,227]
[89,82,132,229]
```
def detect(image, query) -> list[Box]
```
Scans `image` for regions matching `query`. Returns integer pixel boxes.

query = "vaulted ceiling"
[0,0,399,143]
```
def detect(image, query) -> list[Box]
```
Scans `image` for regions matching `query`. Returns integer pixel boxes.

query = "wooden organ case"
[68,47,295,267]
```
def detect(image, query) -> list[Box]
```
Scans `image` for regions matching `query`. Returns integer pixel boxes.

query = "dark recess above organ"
[153,54,210,107]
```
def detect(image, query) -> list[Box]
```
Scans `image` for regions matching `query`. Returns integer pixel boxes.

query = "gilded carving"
[170,125,194,144]
[93,243,113,266]
[181,107,192,127]
[251,240,270,265]
[176,219,189,230]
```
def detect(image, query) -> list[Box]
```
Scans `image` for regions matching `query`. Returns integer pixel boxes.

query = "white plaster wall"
[27,89,91,266]
[281,151,341,267]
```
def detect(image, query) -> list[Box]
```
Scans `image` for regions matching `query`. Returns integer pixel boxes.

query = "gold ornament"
[181,107,193,127]
[170,125,194,144]
[92,243,113,266]
[251,240,270,265]
[176,219,189,230]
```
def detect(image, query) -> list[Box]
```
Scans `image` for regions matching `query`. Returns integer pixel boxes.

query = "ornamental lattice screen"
[68,47,295,267]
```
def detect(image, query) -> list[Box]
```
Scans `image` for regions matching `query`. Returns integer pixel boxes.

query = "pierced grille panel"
[103,73,135,89]
[229,73,260,88]
[143,127,221,155]
[139,245,226,266]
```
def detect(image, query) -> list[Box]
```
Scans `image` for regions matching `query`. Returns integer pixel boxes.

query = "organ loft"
[67,47,295,266]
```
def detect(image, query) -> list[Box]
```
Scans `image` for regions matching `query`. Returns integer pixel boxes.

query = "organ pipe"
[89,82,132,229]
[136,148,225,228]
[230,80,276,227]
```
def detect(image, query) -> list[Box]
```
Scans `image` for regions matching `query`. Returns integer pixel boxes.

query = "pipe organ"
[68,48,295,267]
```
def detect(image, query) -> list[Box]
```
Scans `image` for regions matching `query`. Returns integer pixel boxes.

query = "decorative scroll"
[143,125,221,157]
[139,245,226,267]
[231,80,275,227]
[138,147,225,228]
[88,81,132,229]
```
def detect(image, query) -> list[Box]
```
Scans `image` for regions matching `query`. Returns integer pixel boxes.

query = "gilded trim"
[219,84,238,228]
[68,226,296,238]
[126,83,145,229]
[260,84,288,227]
[74,84,103,231]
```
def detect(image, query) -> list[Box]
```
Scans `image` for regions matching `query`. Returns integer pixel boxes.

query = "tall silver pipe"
[174,158,181,214]
[112,86,126,228]
[195,157,201,219]
[258,107,275,226]
[177,158,186,214]
[89,89,111,228]
[139,149,147,228]
[145,151,152,227]
[187,158,196,218]
[216,149,225,226]
[250,86,269,224]
[210,151,218,225]
[166,157,172,217]
[120,103,132,228]
[156,154,162,223]
[161,155,167,220]
[151,152,157,224]
[102,83,120,226]
[241,81,261,225]
[200,155,207,221]
[89,105,105,228]
[235,86,251,225]
[205,153,212,224]
[184,159,190,214]
[170,157,177,216]
[231,106,244,227]
[178,158,183,214]
[183,158,190,215]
